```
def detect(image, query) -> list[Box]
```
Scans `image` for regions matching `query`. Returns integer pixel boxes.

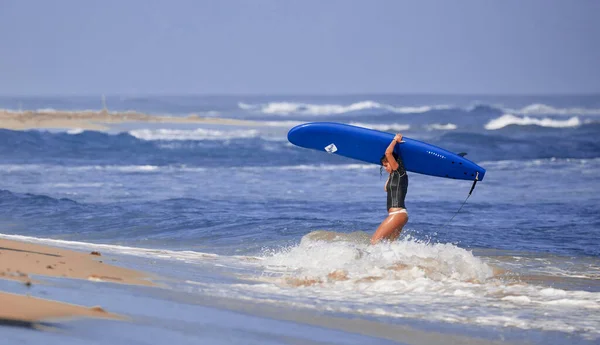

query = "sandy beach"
[0,292,122,326]
[0,110,260,131]
[0,238,153,327]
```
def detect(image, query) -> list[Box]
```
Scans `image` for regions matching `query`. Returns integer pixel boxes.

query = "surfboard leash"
[440,172,479,229]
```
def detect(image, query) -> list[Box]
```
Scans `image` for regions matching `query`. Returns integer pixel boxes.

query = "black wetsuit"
[386,156,408,211]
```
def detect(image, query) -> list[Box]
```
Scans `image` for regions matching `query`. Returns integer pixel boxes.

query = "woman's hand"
[394,133,403,142]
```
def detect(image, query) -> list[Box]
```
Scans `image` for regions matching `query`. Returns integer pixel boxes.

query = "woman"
[371,133,409,244]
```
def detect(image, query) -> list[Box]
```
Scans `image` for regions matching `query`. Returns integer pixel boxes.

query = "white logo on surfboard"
[324,143,338,153]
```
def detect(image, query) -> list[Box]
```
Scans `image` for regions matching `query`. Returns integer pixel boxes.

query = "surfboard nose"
[287,123,313,146]
[287,124,302,145]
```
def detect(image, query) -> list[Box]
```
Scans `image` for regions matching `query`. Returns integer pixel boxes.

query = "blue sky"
[1,0,599,95]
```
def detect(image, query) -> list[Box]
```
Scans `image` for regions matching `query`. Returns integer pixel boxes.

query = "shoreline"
[0,110,262,131]
[0,237,155,326]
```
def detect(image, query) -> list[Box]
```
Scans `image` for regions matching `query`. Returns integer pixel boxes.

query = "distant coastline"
[0,110,261,131]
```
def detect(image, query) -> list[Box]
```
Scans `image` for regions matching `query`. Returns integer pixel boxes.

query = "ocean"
[1,94,599,344]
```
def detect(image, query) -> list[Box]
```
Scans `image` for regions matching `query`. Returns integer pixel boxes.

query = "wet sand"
[0,110,260,131]
[0,238,154,326]
[0,292,122,326]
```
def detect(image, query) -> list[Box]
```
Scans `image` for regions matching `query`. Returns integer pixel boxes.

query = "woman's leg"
[371,212,408,244]
[388,225,405,241]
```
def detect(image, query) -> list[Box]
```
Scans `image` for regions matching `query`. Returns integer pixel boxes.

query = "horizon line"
[1,91,599,98]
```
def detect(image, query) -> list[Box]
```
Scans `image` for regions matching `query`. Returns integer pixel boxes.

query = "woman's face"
[382,158,393,173]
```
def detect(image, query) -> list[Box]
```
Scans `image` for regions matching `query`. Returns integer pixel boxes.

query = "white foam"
[49,183,105,188]
[540,287,568,297]
[238,102,257,110]
[129,128,260,141]
[275,164,374,171]
[0,164,166,173]
[261,235,494,285]
[0,234,218,261]
[348,122,410,131]
[261,120,303,128]
[0,163,376,174]
[107,164,363,173]
[426,123,457,131]
[515,103,600,116]
[67,128,85,135]
[238,101,450,116]
[5,102,600,119]
[501,295,531,304]
[478,157,600,169]
[542,299,597,308]
[484,114,581,130]
[218,235,600,338]
[69,165,161,173]
[4,159,597,178]
[466,103,600,116]
[0,164,45,172]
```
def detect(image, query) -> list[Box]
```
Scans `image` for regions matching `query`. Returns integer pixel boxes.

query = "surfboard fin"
[457,152,468,157]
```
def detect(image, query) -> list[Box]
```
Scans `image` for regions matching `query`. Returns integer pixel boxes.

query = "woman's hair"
[380,152,398,165]
[380,152,399,177]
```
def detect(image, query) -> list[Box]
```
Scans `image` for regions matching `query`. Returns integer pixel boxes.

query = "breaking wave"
[348,122,410,131]
[238,101,451,116]
[129,128,260,141]
[484,114,581,130]
[514,104,600,116]
[426,123,457,131]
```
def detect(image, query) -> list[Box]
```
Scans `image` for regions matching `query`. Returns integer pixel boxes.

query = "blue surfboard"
[287,122,485,181]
